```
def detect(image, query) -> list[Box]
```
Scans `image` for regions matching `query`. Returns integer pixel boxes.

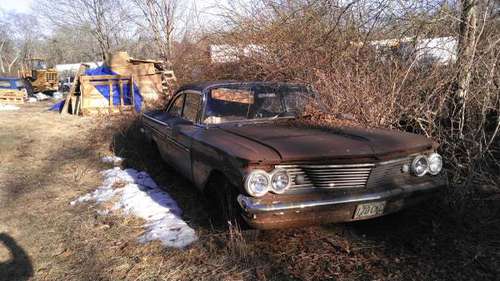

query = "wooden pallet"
[0,96,24,104]
[0,90,25,104]
[78,75,136,116]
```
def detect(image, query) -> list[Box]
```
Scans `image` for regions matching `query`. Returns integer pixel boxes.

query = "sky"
[0,0,33,13]
[0,0,222,14]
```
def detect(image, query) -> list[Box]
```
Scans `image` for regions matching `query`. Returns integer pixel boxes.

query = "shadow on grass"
[322,197,500,280]
[0,233,33,281]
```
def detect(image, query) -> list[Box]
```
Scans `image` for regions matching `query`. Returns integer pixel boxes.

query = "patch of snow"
[101,155,124,166]
[0,104,20,111]
[71,161,197,249]
[34,92,50,101]
[52,92,63,99]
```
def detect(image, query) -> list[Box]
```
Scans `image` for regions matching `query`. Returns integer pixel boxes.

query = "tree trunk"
[456,0,478,98]
[455,0,478,137]
[0,40,5,73]
[8,55,19,73]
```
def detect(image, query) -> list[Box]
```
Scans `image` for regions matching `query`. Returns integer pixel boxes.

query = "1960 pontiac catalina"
[141,81,446,229]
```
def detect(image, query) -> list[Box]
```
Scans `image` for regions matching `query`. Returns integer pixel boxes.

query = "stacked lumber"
[106,52,176,102]
[0,90,26,104]
[62,52,176,115]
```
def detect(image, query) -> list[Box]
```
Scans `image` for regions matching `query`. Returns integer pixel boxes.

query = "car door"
[168,91,203,180]
[155,93,186,170]
[157,91,202,181]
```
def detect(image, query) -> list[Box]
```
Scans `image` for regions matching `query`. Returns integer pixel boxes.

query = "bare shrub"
[172,0,499,194]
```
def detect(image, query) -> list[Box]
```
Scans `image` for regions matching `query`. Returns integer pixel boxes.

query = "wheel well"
[204,170,227,193]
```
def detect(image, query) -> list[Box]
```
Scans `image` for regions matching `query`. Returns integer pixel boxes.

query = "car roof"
[175,81,308,93]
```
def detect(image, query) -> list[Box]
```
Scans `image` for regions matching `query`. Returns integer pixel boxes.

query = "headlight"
[427,153,443,175]
[411,155,428,177]
[270,169,291,194]
[244,169,270,197]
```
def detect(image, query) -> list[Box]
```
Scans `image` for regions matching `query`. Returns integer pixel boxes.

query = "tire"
[206,176,247,229]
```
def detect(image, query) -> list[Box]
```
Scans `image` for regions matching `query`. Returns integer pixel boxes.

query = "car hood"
[218,122,433,162]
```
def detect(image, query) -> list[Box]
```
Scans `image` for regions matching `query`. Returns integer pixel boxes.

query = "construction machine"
[18,58,59,95]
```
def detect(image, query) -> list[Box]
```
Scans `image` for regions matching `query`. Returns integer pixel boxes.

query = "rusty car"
[141,81,446,229]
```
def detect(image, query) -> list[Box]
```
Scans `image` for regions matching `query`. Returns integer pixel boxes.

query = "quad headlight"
[411,155,429,177]
[427,153,443,175]
[411,153,443,177]
[270,169,291,194]
[245,168,291,197]
[244,169,270,197]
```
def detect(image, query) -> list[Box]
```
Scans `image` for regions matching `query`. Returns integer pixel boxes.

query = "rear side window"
[168,94,184,117]
[183,93,201,122]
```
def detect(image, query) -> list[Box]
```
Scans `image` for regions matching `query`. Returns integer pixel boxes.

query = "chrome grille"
[276,163,374,190]
[366,157,412,186]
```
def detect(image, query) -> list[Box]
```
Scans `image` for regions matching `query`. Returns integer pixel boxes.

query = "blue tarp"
[0,77,24,90]
[85,66,142,112]
[50,100,64,111]
[51,66,143,112]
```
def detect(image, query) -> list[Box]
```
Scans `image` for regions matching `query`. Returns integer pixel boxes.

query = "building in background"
[369,36,458,65]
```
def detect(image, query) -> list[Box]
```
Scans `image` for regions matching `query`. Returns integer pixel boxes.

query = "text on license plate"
[353,201,386,219]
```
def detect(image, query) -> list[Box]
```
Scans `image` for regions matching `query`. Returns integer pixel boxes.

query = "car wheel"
[207,176,247,229]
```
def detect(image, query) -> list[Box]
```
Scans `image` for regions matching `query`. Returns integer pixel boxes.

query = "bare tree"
[0,12,40,74]
[131,0,179,67]
[34,0,133,59]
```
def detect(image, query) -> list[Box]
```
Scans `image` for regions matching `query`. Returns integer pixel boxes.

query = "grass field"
[0,102,498,281]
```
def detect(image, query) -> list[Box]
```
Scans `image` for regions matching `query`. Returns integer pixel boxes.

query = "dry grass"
[0,102,499,281]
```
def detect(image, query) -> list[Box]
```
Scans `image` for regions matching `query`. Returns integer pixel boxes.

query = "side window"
[168,94,184,117]
[183,93,202,122]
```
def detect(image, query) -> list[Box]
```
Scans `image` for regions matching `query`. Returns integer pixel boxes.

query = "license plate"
[353,201,386,219]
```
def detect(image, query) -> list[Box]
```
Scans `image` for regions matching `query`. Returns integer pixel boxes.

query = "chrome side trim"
[142,113,169,127]
[237,182,442,214]
[278,163,375,168]
[142,116,189,153]
[167,136,190,153]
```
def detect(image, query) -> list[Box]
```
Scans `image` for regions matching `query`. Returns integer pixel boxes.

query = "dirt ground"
[0,102,499,281]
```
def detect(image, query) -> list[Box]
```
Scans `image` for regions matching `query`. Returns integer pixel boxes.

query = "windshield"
[204,84,314,124]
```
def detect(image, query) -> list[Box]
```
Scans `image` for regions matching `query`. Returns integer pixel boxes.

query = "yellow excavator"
[18,58,58,95]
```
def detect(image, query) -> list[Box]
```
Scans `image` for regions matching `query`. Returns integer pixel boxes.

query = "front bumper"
[237,181,445,229]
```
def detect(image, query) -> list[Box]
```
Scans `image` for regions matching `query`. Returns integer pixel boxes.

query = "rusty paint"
[141,81,446,229]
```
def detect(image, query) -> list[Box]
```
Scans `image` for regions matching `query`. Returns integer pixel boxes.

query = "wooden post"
[108,80,113,112]
[75,96,80,115]
[79,84,84,116]
[119,79,124,111]
[130,76,135,111]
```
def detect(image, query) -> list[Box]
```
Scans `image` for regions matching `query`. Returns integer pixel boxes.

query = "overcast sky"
[0,0,33,13]
[0,0,223,14]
